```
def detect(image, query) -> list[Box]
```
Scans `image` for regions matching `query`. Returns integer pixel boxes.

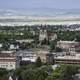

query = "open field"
[0,16,80,26]
[0,20,80,26]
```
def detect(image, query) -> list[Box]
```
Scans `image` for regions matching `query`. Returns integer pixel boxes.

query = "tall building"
[39,30,57,43]
[39,30,48,42]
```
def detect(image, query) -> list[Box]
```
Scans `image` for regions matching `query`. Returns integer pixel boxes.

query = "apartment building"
[16,50,37,63]
[0,51,20,70]
[57,41,80,52]
[54,53,80,64]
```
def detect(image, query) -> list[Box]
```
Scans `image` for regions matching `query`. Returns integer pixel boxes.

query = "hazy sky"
[0,0,80,10]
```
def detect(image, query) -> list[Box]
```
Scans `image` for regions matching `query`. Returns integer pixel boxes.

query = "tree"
[55,47,62,52]
[21,68,48,80]
[35,69,48,80]
[35,57,42,67]
[52,67,61,80]
[59,65,78,80]
[50,40,57,52]
[21,69,36,80]
[0,68,8,80]
[47,65,78,80]
[2,42,9,50]
[46,76,53,80]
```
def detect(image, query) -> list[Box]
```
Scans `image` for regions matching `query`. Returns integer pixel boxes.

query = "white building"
[54,52,80,64]
[9,44,19,50]
[0,43,2,48]
[48,33,57,41]
[0,51,20,70]
[16,39,34,43]
[57,41,80,52]
[17,50,37,62]
[39,30,48,41]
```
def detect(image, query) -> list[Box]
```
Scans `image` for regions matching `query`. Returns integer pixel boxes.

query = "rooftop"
[55,54,80,60]
[57,41,80,43]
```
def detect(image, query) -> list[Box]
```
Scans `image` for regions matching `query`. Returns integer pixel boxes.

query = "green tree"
[59,65,78,80]
[0,68,8,80]
[21,69,36,80]
[55,47,62,52]
[50,40,57,52]
[21,68,48,80]
[35,57,42,67]
[47,65,78,80]
[35,69,48,80]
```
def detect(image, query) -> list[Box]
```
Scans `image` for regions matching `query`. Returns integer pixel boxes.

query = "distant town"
[0,15,80,80]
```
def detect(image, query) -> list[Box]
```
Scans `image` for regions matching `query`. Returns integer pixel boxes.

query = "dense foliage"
[0,64,79,80]
[0,68,8,80]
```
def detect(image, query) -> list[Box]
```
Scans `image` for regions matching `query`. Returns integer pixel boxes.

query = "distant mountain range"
[0,9,80,26]
[0,9,80,17]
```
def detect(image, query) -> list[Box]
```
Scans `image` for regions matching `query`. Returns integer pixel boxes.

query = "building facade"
[57,41,80,52]
[54,52,80,64]
[0,51,20,70]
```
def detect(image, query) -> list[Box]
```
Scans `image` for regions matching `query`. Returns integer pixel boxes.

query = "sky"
[0,0,80,10]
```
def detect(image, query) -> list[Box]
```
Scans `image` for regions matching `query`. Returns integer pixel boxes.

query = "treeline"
[0,64,79,80]
[57,30,80,41]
